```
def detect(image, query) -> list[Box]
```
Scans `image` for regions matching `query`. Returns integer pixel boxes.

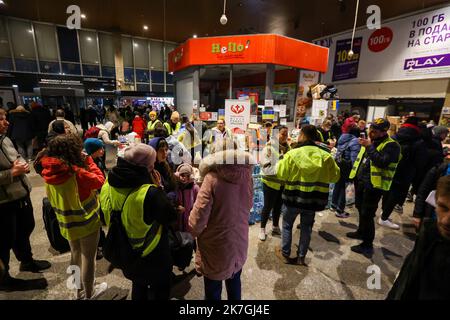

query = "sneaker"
[351,244,374,256]
[272,226,281,236]
[346,231,363,240]
[87,282,108,300]
[275,247,295,264]
[335,211,350,219]
[378,217,400,230]
[0,274,48,292]
[258,229,267,241]
[19,260,51,273]
[394,205,404,214]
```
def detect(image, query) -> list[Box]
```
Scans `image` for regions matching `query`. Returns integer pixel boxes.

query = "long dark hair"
[47,134,86,169]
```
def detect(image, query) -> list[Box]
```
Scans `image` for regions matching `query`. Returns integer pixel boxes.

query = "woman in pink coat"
[189,140,254,300]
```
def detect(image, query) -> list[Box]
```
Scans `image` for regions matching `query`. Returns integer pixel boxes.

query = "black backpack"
[42,197,70,253]
[168,229,195,271]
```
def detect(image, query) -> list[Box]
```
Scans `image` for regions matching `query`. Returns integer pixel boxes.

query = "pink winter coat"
[189,149,254,281]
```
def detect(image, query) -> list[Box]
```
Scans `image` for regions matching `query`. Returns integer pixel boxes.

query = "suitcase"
[42,197,70,253]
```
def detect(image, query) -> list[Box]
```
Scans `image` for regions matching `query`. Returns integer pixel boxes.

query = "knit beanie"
[124,143,156,173]
[84,138,104,155]
[176,163,194,176]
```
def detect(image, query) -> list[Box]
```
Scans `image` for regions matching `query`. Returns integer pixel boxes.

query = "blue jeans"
[282,205,315,258]
[331,178,347,213]
[204,270,242,301]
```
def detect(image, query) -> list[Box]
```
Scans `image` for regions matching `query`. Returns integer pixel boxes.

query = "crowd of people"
[0,102,449,300]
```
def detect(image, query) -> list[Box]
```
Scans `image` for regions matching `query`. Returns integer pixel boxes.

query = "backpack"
[42,197,70,253]
[83,126,100,140]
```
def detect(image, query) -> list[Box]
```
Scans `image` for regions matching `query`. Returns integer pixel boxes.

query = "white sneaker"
[378,217,400,230]
[88,282,108,300]
[258,229,267,241]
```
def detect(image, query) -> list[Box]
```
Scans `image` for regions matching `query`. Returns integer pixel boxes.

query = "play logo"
[404,53,450,70]
[231,105,245,114]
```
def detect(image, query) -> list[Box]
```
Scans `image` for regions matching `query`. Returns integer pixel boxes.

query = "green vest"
[148,120,162,139]
[349,137,401,191]
[163,122,181,136]
[100,182,162,258]
[45,176,100,241]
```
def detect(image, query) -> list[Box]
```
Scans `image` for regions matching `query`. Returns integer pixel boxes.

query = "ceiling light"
[220,0,228,25]
[81,14,86,19]
[86,37,92,41]
[28,29,33,34]
[134,43,138,48]
[0,1,5,5]
[193,34,198,38]
[12,84,18,88]
[143,25,149,30]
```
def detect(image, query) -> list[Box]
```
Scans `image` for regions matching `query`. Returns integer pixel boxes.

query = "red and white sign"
[225,99,251,133]
[368,27,393,52]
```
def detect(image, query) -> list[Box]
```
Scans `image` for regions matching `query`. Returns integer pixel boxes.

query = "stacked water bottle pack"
[249,164,264,225]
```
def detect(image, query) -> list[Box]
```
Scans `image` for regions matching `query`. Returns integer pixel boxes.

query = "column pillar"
[265,64,275,100]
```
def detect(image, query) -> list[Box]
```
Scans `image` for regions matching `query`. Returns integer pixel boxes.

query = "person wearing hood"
[175,163,200,232]
[149,137,177,196]
[331,126,361,218]
[163,111,181,136]
[258,126,290,241]
[41,134,107,299]
[7,105,35,162]
[147,111,163,140]
[431,126,449,161]
[189,139,254,300]
[100,144,177,300]
[347,119,401,256]
[379,117,427,227]
[276,125,340,266]
[97,121,121,147]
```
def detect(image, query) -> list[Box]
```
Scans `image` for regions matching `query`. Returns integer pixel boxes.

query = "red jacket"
[41,156,105,202]
[132,116,147,139]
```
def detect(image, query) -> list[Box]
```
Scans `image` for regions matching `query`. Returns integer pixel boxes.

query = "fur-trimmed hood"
[199,149,255,183]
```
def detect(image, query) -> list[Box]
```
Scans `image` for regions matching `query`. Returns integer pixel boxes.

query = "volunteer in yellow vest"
[347,118,401,256]
[100,144,177,300]
[258,125,290,241]
[163,111,181,136]
[276,125,340,266]
[147,111,163,140]
[41,134,107,300]
[317,120,336,147]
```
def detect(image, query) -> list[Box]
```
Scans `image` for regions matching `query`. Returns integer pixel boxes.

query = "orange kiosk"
[168,34,329,128]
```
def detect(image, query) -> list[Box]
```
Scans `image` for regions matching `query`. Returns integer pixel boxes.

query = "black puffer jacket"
[7,107,35,142]
[413,162,449,220]
[106,158,177,284]
[391,126,427,186]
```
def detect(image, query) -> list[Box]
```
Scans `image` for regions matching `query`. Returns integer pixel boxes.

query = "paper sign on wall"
[280,118,287,126]
[279,105,287,118]
[250,115,258,123]
[265,100,274,107]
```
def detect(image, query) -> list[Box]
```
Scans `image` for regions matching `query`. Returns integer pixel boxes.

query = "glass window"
[99,33,114,67]
[0,58,13,71]
[151,70,164,84]
[136,69,149,83]
[9,19,36,60]
[34,24,58,61]
[166,85,174,94]
[137,83,149,92]
[40,61,60,74]
[133,38,149,69]
[150,41,163,70]
[83,64,100,76]
[102,66,115,78]
[79,30,100,65]
[152,84,164,93]
[62,62,81,75]
[0,17,11,59]
[57,27,80,62]
[124,68,134,83]
[166,72,173,84]
[122,37,133,68]
[15,59,38,72]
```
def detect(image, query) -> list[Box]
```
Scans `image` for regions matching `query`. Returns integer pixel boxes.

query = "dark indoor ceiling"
[0,0,449,44]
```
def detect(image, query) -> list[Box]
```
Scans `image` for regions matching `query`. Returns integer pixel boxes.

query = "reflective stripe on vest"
[100,182,162,258]
[45,176,100,241]
[164,122,181,136]
[349,137,401,191]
